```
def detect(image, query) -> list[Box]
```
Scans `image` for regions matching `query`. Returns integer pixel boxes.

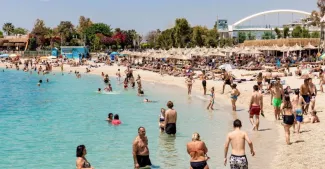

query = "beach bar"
[60,46,89,59]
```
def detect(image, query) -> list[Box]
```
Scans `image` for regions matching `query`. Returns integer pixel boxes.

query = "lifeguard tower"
[60,46,89,59]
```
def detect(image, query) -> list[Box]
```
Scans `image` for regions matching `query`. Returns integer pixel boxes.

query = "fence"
[22,51,52,57]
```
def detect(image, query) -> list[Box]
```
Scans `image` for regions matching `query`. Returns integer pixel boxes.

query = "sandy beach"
[1,61,324,169]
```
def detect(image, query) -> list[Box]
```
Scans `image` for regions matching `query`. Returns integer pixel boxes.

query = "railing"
[22,51,52,57]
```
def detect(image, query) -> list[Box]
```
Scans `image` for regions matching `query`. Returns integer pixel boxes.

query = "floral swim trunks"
[230,154,248,169]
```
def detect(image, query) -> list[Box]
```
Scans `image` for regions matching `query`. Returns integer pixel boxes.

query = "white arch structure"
[232,9,311,27]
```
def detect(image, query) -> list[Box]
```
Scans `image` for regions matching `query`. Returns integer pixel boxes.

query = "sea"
[0,69,277,169]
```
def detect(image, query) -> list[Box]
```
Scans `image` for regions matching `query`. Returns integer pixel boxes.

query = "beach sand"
[1,61,324,169]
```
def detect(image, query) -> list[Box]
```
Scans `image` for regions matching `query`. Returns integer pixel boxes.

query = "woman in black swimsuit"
[76,145,94,169]
[281,95,295,145]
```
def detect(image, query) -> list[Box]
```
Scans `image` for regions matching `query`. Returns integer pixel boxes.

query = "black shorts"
[265,79,271,84]
[225,80,231,85]
[202,80,206,87]
[136,155,152,167]
[165,123,176,135]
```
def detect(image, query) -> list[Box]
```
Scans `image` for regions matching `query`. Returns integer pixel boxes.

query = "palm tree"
[2,23,15,36]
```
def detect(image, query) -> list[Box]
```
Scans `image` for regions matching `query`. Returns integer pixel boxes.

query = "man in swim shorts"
[271,78,283,120]
[248,85,263,131]
[202,74,207,95]
[222,69,232,94]
[165,101,177,135]
[224,119,255,169]
[133,127,152,169]
[300,78,311,114]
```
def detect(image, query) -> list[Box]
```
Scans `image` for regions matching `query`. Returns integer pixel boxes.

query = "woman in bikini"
[186,132,210,169]
[207,87,215,110]
[281,95,295,145]
[159,108,166,132]
[76,145,94,169]
[230,84,240,112]
[185,75,195,95]
[291,90,305,134]
[256,72,263,90]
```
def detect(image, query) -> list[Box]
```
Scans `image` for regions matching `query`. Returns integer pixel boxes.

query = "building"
[60,46,89,59]
[0,35,29,51]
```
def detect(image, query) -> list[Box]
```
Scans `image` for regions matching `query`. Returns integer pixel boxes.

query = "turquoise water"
[0,70,231,169]
[0,69,276,169]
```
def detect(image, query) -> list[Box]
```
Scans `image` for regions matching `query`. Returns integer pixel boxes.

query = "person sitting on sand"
[187,132,210,169]
[106,113,113,122]
[230,84,240,112]
[76,145,94,169]
[309,110,320,123]
[111,114,122,125]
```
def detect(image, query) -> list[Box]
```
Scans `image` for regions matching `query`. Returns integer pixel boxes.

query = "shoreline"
[2,62,324,168]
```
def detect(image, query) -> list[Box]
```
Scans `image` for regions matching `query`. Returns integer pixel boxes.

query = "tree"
[157,28,175,49]
[31,19,50,48]
[302,28,310,38]
[247,32,256,40]
[77,16,93,34]
[238,32,246,43]
[318,0,325,17]
[274,27,282,39]
[2,23,15,35]
[123,29,138,48]
[145,30,160,48]
[205,28,219,47]
[311,31,320,38]
[56,21,76,45]
[84,23,112,47]
[283,27,290,38]
[112,28,126,47]
[262,32,275,39]
[173,18,192,47]
[292,26,303,38]
[308,10,320,26]
[191,26,208,47]
[12,27,28,35]
[0,31,3,38]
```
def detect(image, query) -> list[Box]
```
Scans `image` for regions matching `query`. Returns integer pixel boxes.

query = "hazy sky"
[1,0,317,34]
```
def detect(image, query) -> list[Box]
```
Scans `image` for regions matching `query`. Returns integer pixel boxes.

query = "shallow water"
[0,69,277,169]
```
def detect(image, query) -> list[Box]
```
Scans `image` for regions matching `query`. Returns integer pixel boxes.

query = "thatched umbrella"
[304,42,317,56]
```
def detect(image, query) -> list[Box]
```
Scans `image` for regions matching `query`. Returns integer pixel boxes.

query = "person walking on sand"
[224,119,255,169]
[207,87,215,110]
[300,78,311,115]
[202,73,207,95]
[249,85,263,131]
[222,69,232,94]
[186,75,195,95]
[292,90,305,134]
[271,78,284,120]
[133,127,152,169]
[281,95,295,145]
[165,101,177,135]
[309,78,317,111]
[187,132,210,169]
[319,69,325,93]
[256,72,263,90]
[230,84,240,111]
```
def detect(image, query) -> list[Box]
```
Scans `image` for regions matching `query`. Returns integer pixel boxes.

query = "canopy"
[304,42,317,49]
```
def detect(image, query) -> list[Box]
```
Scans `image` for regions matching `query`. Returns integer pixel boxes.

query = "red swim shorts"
[250,106,261,116]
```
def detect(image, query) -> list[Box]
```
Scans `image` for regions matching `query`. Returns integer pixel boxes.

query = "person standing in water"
[187,132,210,169]
[76,145,94,169]
[224,119,255,169]
[206,87,215,110]
[249,85,264,131]
[165,101,177,135]
[291,90,305,134]
[106,113,113,122]
[202,73,207,95]
[116,69,121,81]
[159,108,166,132]
[185,75,195,95]
[133,127,151,169]
[230,84,240,112]
[281,95,295,145]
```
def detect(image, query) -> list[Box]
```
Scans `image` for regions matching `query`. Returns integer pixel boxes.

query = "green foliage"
[28,37,37,50]
[247,32,256,40]
[173,18,192,47]
[2,22,15,35]
[274,27,282,39]
[57,21,76,45]
[262,32,275,39]
[191,26,208,47]
[84,23,112,46]
[311,31,320,38]
[238,32,246,43]
[302,28,310,38]
[292,26,303,38]
[157,28,175,49]
[0,31,3,38]
[283,27,290,38]
[12,27,28,35]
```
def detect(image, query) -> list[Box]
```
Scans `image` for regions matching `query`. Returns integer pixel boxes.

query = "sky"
[0,0,317,35]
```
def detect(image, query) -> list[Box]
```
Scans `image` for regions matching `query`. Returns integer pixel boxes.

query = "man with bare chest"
[271,78,284,120]
[165,101,177,135]
[133,127,151,169]
[300,78,311,114]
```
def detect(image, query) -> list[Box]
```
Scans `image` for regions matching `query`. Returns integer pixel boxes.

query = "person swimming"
[98,88,102,93]
[106,113,113,122]
[144,98,151,102]
[111,114,122,125]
